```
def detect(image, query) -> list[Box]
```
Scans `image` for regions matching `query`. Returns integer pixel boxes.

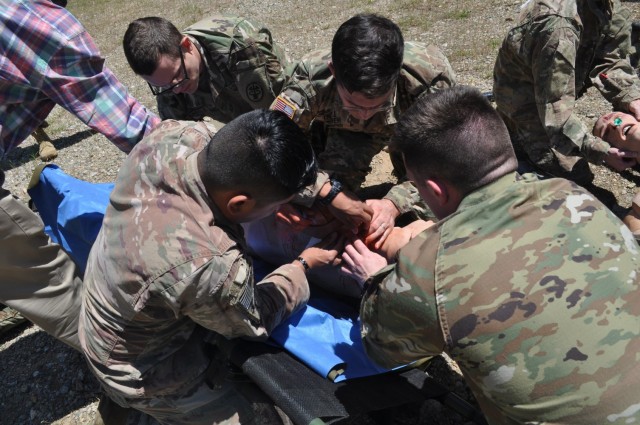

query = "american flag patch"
[272,95,297,119]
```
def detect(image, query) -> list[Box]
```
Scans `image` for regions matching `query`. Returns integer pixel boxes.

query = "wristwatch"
[319,179,342,205]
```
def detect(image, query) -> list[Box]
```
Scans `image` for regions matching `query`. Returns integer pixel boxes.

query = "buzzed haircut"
[201,110,317,198]
[392,86,517,194]
[331,14,404,98]
[123,17,183,76]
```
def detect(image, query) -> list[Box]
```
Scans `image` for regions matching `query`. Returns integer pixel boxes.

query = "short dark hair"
[201,110,317,198]
[392,86,517,194]
[331,14,404,97]
[123,17,182,76]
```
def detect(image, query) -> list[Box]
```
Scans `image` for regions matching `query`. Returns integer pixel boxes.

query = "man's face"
[145,43,201,95]
[335,83,394,121]
[593,112,640,148]
[240,194,296,223]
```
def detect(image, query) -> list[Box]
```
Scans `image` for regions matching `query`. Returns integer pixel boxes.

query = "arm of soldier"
[185,253,311,340]
[590,3,640,113]
[358,235,445,369]
[270,59,320,130]
[531,24,611,164]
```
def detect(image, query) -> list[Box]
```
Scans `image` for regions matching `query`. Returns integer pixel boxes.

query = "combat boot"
[622,198,640,242]
[32,121,58,161]
[0,304,27,337]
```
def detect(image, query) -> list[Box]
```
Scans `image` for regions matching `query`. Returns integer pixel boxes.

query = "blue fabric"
[27,165,113,273]
[28,165,390,381]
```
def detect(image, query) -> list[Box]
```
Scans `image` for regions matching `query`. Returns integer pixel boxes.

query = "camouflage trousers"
[0,185,81,350]
[99,334,289,425]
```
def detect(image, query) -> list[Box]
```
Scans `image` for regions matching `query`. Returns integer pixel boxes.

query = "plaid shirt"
[0,0,160,158]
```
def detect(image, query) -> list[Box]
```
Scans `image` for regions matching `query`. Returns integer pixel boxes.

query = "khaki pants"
[0,187,81,350]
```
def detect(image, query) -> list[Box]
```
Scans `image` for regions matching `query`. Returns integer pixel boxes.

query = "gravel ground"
[1,0,639,424]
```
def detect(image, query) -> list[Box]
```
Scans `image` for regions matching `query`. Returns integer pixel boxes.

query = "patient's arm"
[375,220,435,261]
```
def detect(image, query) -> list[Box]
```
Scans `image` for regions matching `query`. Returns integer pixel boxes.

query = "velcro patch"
[272,95,298,120]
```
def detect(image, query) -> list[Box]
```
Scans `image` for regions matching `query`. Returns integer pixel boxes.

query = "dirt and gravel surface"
[2,0,639,424]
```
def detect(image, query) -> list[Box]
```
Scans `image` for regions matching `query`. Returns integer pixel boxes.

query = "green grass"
[447,10,471,19]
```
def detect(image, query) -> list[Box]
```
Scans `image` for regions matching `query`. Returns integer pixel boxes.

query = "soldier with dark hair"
[271,13,456,249]
[79,110,342,423]
[342,86,640,424]
[123,15,289,124]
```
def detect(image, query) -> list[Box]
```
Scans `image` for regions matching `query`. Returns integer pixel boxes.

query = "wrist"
[295,256,310,272]
[319,178,342,205]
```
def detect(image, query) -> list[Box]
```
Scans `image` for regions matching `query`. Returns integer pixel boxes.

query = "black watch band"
[319,179,342,205]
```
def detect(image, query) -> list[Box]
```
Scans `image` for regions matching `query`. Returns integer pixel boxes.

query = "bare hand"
[327,190,373,233]
[341,239,388,288]
[604,147,638,171]
[298,232,345,270]
[275,204,313,231]
[363,199,400,249]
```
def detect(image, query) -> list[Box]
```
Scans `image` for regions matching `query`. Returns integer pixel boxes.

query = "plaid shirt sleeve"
[0,0,159,156]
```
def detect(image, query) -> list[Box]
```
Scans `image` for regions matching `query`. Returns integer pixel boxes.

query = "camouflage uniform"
[272,43,456,216]
[360,172,640,424]
[157,15,289,124]
[493,0,640,184]
[79,120,310,424]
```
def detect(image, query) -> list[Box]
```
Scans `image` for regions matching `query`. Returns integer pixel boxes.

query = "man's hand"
[327,191,373,233]
[276,204,314,231]
[628,99,640,121]
[297,232,345,270]
[363,199,400,249]
[604,147,638,171]
[341,239,388,288]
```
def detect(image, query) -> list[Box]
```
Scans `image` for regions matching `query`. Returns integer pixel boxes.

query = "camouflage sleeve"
[292,170,330,207]
[185,254,309,339]
[360,231,446,368]
[531,21,610,164]
[590,2,640,111]
[270,60,318,131]
[383,181,425,216]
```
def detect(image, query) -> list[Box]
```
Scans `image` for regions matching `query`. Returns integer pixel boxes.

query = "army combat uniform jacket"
[360,172,640,424]
[272,43,456,214]
[493,0,640,182]
[79,120,309,422]
[157,15,289,124]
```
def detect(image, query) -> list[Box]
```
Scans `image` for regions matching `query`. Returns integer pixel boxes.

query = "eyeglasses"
[336,84,395,115]
[147,50,189,96]
[341,102,394,114]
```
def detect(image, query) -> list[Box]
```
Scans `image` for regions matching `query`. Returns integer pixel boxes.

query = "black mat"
[229,340,487,425]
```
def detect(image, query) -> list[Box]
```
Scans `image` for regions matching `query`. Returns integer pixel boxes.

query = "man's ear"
[226,194,255,218]
[180,35,192,51]
[425,178,449,204]
[328,60,336,77]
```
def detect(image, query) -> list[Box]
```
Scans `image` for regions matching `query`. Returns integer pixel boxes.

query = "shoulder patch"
[272,95,298,120]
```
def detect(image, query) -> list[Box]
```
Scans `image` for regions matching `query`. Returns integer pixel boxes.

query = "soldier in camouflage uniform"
[493,0,640,186]
[124,15,288,124]
[78,110,342,424]
[271,13,455,249]
[341,86,640,424]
